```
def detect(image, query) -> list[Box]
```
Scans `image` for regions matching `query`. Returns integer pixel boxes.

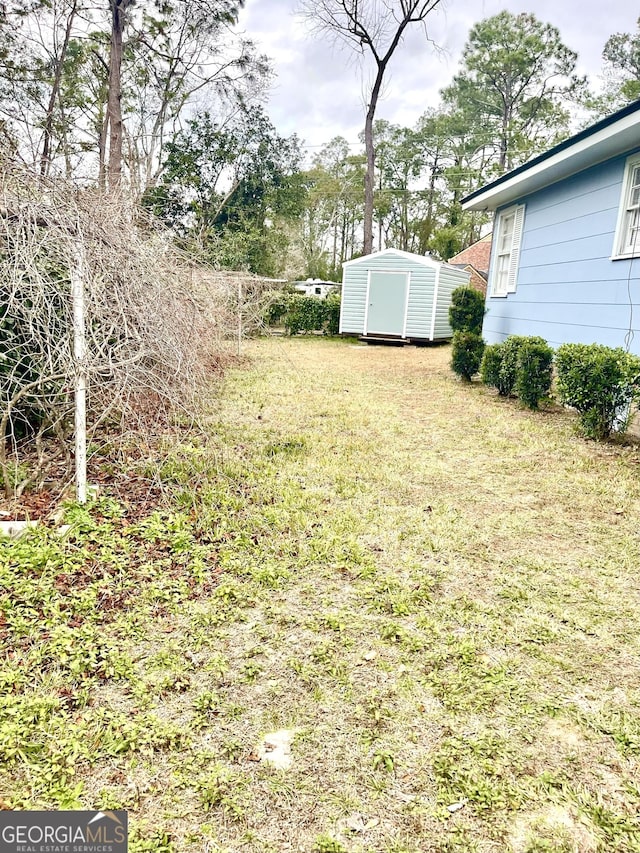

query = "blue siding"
[483,151,640,352]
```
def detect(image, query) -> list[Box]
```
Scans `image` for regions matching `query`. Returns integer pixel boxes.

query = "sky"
[236,0,639,163]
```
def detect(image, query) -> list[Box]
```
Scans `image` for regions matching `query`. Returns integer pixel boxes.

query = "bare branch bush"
[0,157,264,503]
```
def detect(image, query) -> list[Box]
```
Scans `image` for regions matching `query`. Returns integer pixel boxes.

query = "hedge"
[266,291,341,336]
[555,343,640,439]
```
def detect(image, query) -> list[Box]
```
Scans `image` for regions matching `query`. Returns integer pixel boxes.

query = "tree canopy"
[145,106,304,275]
[603,18,640,105]
[442,11,582,174]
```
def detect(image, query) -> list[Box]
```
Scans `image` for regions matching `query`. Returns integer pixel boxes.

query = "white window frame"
[612,152,640,260]
[490,203,525,297]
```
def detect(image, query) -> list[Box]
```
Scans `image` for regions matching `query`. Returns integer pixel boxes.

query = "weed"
[361,575,431,616]
[249,563,291,587]
[318,613,346,632]
[241,661,263,683]
[588,708,640,755]
[264,436,307,457]
[221,738,244,762]
[197,767,247,821]
[313,834,347,853]
[433,733,523,813]
[129,827,174,853]
[372,748,395,772]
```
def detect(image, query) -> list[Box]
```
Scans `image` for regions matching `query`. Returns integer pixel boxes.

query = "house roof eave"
[462,99,640,212]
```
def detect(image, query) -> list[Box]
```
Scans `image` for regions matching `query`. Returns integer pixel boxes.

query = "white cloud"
[238,0,640,157]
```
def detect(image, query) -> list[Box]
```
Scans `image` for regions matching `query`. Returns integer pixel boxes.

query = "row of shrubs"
[265,291,341,336]
[449,287,640,440]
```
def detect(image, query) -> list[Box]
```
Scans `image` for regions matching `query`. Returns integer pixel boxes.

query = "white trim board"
[362,269,371,335]
[612,151,640,260]
[401,272,412,339]
[429,266,441,341]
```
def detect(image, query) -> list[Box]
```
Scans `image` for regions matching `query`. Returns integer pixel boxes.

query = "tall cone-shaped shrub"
[449,286,485,381]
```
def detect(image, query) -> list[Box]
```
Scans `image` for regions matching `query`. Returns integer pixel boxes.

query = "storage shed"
[339,249,470,342]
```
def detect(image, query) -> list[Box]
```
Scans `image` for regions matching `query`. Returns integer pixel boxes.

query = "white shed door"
[367,272,409,335]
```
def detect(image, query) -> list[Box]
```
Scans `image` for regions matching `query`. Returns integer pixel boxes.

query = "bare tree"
[0,155,264,501]
[299,0,444,255]
[125,1,271,195]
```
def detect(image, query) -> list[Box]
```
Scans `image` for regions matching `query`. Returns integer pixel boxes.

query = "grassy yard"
[2,337,640,853]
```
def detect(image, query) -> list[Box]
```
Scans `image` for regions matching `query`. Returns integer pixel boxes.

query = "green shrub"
[480,343,504,389]
[264,291,292,326]
[451,332,485,381]
[323,292,341,335]
[497,336,525,396]
[515,339,554,409]
[274,293,342,336]
[481,336,551,401]
[449,287,486,335]
[496,336,547,397]
[555,343,640,439]
[284,295,324,335]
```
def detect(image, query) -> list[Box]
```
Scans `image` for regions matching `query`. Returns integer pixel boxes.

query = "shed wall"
[482,151,640,353]
[340,264,368,334]
[404,266,436,338]
[340,253,464,339]
[434,267,469,339]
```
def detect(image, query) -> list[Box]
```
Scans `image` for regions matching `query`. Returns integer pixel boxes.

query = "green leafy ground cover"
[2,338,640,852]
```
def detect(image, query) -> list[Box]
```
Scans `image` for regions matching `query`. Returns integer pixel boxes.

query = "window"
[613,153,640,259]
[490,204,525,297]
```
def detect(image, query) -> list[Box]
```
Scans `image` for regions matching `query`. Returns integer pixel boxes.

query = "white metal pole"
[71,243,87,504]
[237,278,242,356]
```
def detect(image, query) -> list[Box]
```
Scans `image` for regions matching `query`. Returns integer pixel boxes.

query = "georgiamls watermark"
[0,811,127,853]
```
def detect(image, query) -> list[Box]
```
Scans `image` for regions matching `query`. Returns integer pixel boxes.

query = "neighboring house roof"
[449,263,488,295]
[449,263,488,282]
[448,235,492,273]
[342,248,442,268]
[462,98,640,212]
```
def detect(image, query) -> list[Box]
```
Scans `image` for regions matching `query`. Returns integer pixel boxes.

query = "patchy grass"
[2,337,640,852]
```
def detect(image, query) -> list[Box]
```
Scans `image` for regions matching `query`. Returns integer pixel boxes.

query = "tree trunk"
[340,204,347,263]
[331,213,338,274]
[499,100,513,173]
[106,0,131,191]
[377,168,383,251]
[363,63,386,255]
[401,166,409,251]
[40,0,77,177]
[98,108,108,190]
[363,109,376,254]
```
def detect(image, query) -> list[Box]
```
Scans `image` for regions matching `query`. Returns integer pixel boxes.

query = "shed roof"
[462,98,640,212]
[342,248,446,268]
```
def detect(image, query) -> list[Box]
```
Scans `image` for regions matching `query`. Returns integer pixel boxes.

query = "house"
[448,234,492,295]
[462,99,640,354]
[339,248,470,343]
[292,280,339,299]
